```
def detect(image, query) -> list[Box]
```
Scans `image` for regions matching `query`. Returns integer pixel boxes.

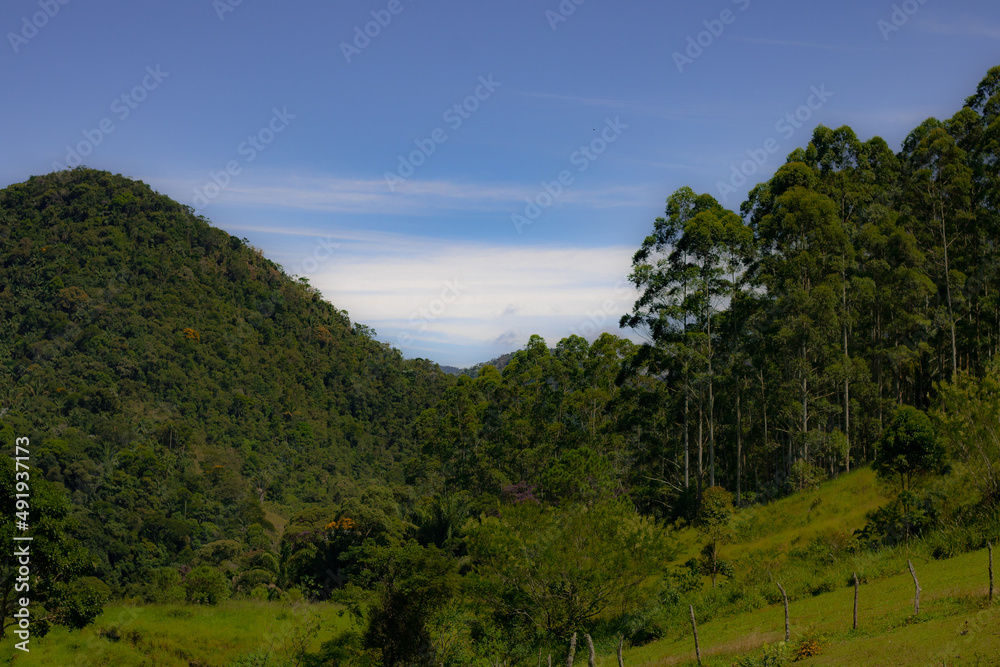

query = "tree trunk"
[684,387,690,489]
[843,266,851,473]
[617,636,625,667]
[801,354,809,461]
[585,634,596,667]
[907,559,921,615]
[708,313,715,488]
[941,209,957,378]
[697,398,704,496]
[736,380,742,505]
[853,572,859,630]
[689,605,702,666]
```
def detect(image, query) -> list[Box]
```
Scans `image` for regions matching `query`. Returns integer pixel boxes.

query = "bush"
[235,568,276,593]
[57,576,110,630]
[144,567,185,603]
[185,565,230,604]
[792,629,824,660]
[226,648,292,667]
[735,641,789,666]
[788,460,825,492]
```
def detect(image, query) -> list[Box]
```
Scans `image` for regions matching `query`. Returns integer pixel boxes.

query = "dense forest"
[1,66,999,665]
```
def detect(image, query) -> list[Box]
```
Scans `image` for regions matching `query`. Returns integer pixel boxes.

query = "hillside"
[0,168,454,592]
[625,468,999,665]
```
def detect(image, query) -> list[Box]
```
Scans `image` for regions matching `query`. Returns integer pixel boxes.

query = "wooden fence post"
[775,579,790,641]
[566,633,577,667]
[689,605,702,666]
[907,559,921,615]
[853,571,859,630]
[989,542,994,604]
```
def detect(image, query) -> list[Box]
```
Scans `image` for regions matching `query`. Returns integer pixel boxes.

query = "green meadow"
[10,467,998,666]
[4,601,355,667]
[625,468,999,666]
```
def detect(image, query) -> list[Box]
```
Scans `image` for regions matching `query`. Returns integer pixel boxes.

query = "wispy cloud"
[735,37,887,52]
[148,170,649,216]
[922,16,1000,39]
[509,90,712,121]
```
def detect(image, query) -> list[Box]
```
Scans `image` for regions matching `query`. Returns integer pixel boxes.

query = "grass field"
[3,600,356,667]
[624,545,999,665]
[623,468,1000,666]
[5,468,998,666]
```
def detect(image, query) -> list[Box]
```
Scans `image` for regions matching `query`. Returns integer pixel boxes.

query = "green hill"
[0,168,453,592]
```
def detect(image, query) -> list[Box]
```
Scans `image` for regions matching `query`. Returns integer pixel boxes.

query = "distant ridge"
[438,351,516,377]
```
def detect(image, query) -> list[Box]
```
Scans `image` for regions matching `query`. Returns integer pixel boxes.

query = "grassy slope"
[5,601,355,667]
[625,546,998,666]
[625,468,1000,666]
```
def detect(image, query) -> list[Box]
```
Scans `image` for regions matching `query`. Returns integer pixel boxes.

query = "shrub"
[788,460,825,492]
[792,629,824,661]
[735,641,789,666]
[57,576,111,630]
[235,568,276,594]
[144,567,185,603]
[185,565,230,604]
[240,549,280,574]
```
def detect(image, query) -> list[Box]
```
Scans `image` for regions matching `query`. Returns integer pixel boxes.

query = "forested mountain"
[0,169,453,593]
[1,66,999,666]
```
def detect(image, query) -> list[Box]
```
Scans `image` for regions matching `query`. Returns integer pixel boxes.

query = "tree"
[350,540,459,667]
[694,486,734,588]
[874,406,945,493]
[465,498,676,642]
[933,359,1000,502]
[902,119,974,380]
[622,187,750,491]
[0,454,107,638]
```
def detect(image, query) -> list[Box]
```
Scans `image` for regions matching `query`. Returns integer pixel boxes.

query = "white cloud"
[252,229,644,366]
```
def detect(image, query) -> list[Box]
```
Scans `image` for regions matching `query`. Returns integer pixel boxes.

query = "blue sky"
[2,0,998,367]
